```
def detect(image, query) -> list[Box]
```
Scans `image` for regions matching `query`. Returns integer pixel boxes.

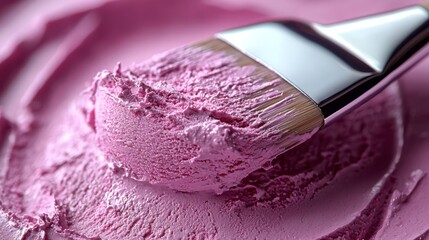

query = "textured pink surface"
[0,0,428,239]
[91,48,316,193]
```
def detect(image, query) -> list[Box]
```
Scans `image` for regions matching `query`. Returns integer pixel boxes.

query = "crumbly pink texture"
[0,0,429,239]
[91,47,307,193]
[0,84,402,239]
[225,90,401,208]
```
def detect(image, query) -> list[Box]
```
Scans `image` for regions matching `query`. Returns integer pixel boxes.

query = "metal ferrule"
[217,6,429,125]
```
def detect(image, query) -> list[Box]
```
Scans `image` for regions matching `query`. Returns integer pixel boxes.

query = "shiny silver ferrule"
[217,6,429,125]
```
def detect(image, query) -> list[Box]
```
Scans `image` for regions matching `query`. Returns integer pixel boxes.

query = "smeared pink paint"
[91,46,313,193]
[0,0,428,239]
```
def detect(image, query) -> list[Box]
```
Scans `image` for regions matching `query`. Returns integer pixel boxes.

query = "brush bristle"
[423,1,429,10]
[195,39,324,149]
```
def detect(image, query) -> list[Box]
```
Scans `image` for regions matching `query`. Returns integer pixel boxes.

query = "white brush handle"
[317,5,429,122]
[218,5,429,124]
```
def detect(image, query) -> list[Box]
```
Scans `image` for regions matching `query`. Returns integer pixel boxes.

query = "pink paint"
[0,0,428,239]
[91,47,313,193]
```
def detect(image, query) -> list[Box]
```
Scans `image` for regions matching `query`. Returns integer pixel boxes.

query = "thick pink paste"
[91,47,312,193]
[0,0,428,239]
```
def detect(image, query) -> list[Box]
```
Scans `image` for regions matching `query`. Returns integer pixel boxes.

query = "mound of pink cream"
[0,0,428,239]
[91,46,314,193]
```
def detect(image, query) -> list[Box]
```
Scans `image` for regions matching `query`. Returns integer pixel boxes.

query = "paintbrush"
[95,3,429,193]
[210,3,429,149]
